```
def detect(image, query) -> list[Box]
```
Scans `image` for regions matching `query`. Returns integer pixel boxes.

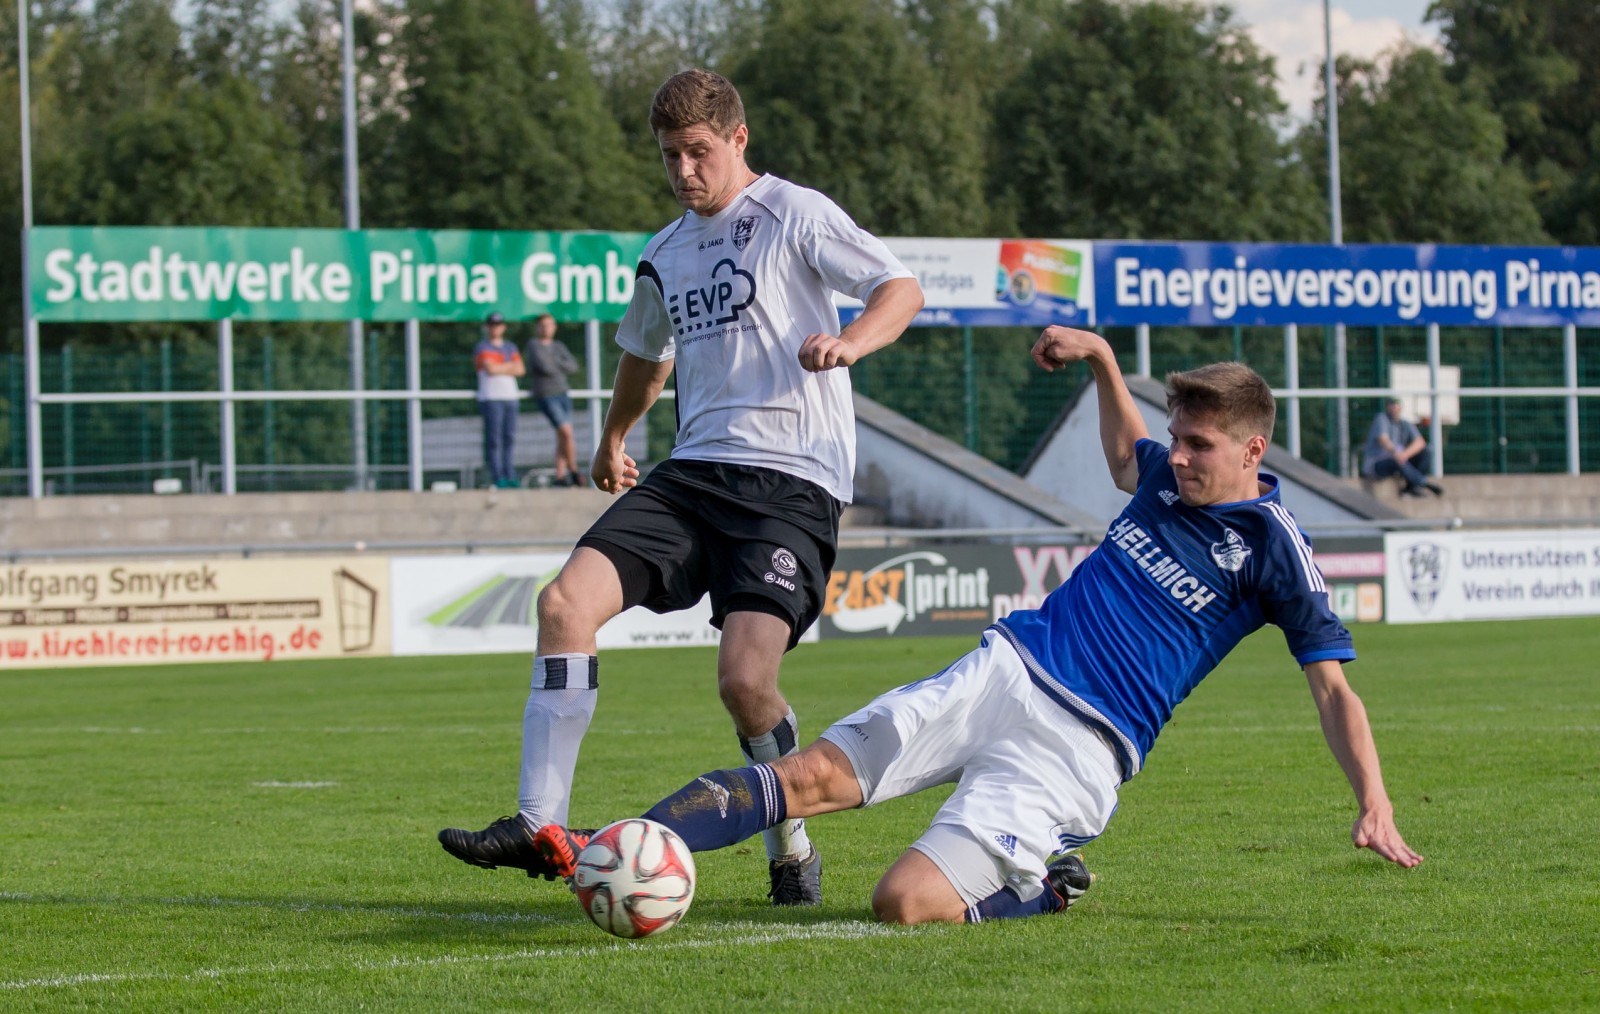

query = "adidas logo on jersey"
[1159,490,1181,506]
[993,833,1018,857]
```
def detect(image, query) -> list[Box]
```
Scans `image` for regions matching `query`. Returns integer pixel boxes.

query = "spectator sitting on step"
[1361,399,1443,497]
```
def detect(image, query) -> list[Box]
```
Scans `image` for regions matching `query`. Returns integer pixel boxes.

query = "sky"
[1221,0,1442,124]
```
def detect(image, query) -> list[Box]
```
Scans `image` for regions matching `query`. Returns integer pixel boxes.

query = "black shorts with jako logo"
[575,458,842,651]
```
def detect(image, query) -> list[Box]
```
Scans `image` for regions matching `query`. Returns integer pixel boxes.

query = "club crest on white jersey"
[732,214,759,251]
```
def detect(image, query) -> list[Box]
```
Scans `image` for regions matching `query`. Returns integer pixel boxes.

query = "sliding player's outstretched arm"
[1304,660,1424,867]
[1031,326,1148,493]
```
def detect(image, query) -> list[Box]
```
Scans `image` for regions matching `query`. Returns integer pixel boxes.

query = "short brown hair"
[650,69,745,138]
[1165,362,1276,443]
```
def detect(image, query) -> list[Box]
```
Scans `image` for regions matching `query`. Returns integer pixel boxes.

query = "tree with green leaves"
[731,0,989,236]
[987,0,1321,241]
[1297,46,1547,244]
[1428,0,1600,244]
[378,0,661,231]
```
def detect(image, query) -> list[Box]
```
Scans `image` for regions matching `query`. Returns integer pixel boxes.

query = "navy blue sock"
[965,882,1065,923]
[642,764,787,853]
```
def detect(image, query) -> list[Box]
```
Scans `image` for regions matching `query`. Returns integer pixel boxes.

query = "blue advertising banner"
[1094,243,1600,327]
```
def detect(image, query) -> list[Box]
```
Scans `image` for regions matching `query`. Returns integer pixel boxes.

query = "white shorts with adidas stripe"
[819,631,1122,906]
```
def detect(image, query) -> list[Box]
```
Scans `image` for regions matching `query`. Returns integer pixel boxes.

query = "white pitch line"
[0,892,566,927]
[0,921,898,992]
[2,726,500,736]
[250,781,339,789]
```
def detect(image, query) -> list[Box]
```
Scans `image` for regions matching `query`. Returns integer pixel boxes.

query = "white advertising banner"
[388,554,821,656]
[836,237,1095,326]
[1384,529,1600,624]
[0,556,391,668]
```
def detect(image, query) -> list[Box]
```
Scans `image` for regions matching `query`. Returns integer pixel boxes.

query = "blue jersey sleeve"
[1256,504,1356,665]
[1134,438,1169,486]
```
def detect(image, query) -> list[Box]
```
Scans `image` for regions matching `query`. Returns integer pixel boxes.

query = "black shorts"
[575,459,843,651]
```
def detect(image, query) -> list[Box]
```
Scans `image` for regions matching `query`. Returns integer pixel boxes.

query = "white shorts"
[819,632,1122,907]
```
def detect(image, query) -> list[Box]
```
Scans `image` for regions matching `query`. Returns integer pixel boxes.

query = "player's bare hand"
[798,333,858,372]
[590,447,639,495]
[1031,326,1107,372]
[1352,807,1423,868]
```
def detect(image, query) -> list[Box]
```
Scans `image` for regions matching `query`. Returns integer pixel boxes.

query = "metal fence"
[2,320,1595,497]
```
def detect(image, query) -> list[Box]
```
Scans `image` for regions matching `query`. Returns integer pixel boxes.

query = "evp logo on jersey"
[667,257,756,336]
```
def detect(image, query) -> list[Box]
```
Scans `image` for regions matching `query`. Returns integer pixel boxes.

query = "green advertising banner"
[29,226,652,323]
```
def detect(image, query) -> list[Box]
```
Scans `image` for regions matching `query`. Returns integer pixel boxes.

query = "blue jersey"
[995,438,1354,782]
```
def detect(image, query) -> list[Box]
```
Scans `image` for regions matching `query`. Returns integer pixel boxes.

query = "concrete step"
[1346,474,1600,522]
[1,488,890,557]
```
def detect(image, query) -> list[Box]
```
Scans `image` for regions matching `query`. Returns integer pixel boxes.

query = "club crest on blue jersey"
[1210,528,1252,572]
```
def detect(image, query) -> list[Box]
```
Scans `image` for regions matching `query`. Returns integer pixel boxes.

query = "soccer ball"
[572,818,696,939]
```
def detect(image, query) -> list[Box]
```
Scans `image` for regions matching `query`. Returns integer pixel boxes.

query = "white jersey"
[614,174,913,503]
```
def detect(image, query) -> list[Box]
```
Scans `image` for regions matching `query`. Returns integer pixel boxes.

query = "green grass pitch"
[3,617,1598,1011]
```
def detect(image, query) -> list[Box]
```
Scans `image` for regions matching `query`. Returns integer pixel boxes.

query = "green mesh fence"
[1,323,1595,495]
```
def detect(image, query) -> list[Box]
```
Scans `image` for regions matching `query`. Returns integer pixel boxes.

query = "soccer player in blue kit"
[534,325,1423,925]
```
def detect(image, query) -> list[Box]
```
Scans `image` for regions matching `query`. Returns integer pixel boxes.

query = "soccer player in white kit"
[533,327,1423,924]
[438,69,924,905]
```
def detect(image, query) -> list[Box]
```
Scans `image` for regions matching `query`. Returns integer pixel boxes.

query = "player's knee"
[716,669,775,718]
[870,880,942,926]
[772,745,855,814]
[536,577,599,638]
[535,579,572,628]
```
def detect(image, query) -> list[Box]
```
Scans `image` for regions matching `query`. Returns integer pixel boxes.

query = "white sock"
[740,710,811,862]
[518,653,598,828]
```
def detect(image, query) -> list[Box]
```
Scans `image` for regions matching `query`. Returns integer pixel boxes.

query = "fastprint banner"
[1385,529,1600,624]
[29,226,650,323]
[387,554,820,656]
[837,238,1096,327]
[0,557,390,668]
[1096,242,1600,327]
[820,542,1095,639]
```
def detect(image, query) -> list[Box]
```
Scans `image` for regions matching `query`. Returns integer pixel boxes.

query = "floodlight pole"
[343,0,368,489]
[18,0,43,498]
[1325,0,1349,476]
